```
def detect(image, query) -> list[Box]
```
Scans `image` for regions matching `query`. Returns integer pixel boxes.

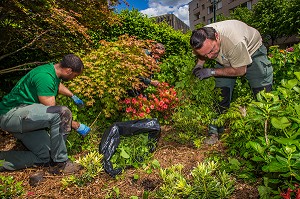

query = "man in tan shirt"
[190,20,273,144]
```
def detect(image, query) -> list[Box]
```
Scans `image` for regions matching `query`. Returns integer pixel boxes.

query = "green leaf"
[287,79,298,89]
[262,161,289,172]
[271,117,291,129]
[251,155,265,162]
[294,103,300,116]
[274,137,299,146]
[247,141,265,155]
[228,158,241,170]
[258,186,272,199]
[294,72,300,81]
[289,117,300,124]
[151,159,160,169]
[275,155,288,165]
[120,148,130,159]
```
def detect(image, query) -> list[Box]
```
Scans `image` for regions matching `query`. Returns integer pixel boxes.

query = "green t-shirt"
[0,63,61,115]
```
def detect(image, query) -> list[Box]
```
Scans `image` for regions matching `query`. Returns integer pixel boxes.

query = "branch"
[0,30,49,61]
[0,61,48,75]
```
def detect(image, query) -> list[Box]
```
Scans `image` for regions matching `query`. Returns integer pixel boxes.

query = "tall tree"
[252,0,292,45]
[0,0,120,73]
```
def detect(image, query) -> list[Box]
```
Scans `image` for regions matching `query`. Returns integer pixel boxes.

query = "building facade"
[188,0,258,30]
[155,13,190,33]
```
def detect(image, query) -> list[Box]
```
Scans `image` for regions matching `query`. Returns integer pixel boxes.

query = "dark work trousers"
[0,104,72,170]
[215,44,273,114]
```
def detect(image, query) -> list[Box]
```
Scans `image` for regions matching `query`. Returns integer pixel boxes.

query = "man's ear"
[215,32,219,41]
[66,68,72,75]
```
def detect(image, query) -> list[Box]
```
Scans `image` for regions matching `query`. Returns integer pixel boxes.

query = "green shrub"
[0,175,24,198]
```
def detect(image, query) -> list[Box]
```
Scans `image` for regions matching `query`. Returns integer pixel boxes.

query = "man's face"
[194,36,220,59]
[61,68,81,81]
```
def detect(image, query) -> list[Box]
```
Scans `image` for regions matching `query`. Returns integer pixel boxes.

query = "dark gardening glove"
[71,95,84,107]
[76,123,91,137]
[138,76,151,85]
[192,67,213,80]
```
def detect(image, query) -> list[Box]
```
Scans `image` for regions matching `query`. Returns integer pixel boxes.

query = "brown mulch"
[0,127,259,199]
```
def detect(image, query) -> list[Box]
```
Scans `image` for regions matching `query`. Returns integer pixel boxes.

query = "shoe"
[49,159,82,175]
[29,171,45,187]
[208,124,224,135]
[204,133,219,145]
[0,161,15,171]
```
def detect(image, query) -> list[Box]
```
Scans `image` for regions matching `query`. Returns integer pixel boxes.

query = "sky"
[115,0,192,26]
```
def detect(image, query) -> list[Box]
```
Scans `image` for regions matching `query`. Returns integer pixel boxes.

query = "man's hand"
[150,80,160,86]
[76,123,91,137]
[71,95,84,107]
[192,67,212,80]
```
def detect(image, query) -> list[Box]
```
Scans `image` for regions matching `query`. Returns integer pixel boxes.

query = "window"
[207,5,213,14]
[202,4,205,10]
[217,1,222,9]
[247,1,253,9]
[202,16,206,22]
[207,18,213,24]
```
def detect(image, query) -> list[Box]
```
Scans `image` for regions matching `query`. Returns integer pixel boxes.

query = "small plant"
[61,151,104,188]
[110,133,155,170]
[156,161,235,199]
[0,175,24,198]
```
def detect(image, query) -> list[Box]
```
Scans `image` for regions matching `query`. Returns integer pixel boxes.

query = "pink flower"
[159,101,164,107]
[146,107,151,114]
[286,47,294,52]
[124,99,131,104]
[139,112,145,117]
[132,98,137,104]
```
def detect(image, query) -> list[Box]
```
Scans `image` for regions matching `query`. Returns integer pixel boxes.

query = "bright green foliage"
[0,175,24,198]
[214,43,300,197]
[156,161,235,198]
[252,0,292,44]
[61,151,104,188]
[110,133,154,170]
[269,44,300,85]
[217,7,254,26]
[170,105,207,146]
[105,10,191,56]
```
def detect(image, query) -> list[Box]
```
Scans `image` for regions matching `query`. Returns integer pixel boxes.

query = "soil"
[0,126,259,199]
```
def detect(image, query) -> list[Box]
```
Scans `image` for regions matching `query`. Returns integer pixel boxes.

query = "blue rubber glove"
[76,123,91,137]
[192,67,212,80]
[71,95,84,107]
[138,76,151,85]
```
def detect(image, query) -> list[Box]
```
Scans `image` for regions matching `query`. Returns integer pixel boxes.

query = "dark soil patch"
[0,126,259,198]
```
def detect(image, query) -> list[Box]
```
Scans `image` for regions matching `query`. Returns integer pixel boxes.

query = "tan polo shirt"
[206,20,262,68]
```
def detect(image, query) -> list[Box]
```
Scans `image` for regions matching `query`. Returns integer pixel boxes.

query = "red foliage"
[280,185,300,199]
[121,82,179,120]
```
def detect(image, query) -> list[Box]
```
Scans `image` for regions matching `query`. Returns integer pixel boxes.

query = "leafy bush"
[218,43,300,198]
[58,35,161,125]
[0,175,24,198]
[156,161,235,198]
[121,82,179,123]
